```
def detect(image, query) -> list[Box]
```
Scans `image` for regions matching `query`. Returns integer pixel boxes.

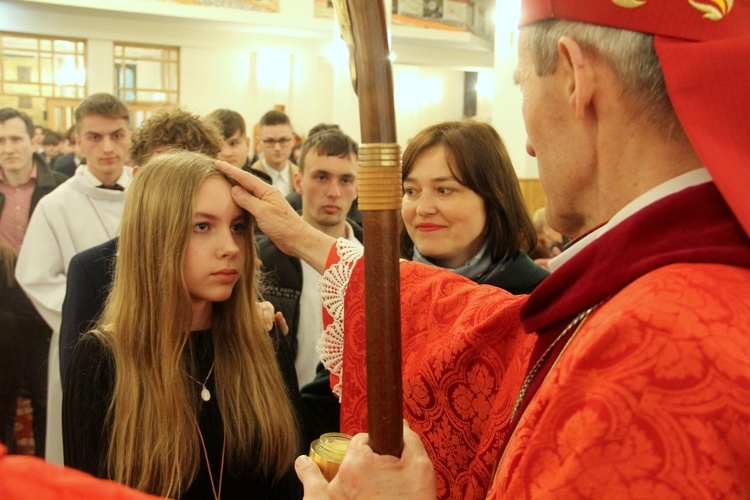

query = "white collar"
[344,221,363,247]
[82,164,132,190]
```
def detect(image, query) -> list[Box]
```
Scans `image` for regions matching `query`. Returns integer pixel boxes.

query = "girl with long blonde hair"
[63,151,301,499]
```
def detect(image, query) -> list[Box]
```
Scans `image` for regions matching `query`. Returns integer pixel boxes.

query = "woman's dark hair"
[400,120,536,262]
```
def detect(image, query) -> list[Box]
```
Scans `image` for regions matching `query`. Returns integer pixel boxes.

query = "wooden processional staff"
[332,0,404,457]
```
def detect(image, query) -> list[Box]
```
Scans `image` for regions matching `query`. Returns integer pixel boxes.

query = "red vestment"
[321,182,750,499]
[493,183,750,498]
[321,255,533,498]
[0,444,158,499]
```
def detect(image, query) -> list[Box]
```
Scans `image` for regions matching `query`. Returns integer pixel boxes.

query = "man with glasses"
[250,109,298,196]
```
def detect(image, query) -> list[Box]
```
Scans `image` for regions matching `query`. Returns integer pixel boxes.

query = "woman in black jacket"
[400,120,548,293]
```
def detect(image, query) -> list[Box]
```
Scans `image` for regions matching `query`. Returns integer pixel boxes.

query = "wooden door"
[518,178,547,218]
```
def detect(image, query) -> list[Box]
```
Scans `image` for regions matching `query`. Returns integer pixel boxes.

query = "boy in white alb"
[15,93,132,464]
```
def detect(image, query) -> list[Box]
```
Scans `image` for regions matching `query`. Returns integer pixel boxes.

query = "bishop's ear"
[557,36,594,120]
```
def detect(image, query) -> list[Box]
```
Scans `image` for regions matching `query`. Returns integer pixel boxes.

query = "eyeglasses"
[261,137,292,146]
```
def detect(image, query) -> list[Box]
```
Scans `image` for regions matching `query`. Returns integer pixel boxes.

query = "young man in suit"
[250,109,298,196]
[257,128,361,388]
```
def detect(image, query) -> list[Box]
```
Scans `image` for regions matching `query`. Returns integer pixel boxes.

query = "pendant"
[201,387,211,402]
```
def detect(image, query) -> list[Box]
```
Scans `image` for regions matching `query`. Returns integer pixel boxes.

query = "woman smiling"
[401,120,548,294]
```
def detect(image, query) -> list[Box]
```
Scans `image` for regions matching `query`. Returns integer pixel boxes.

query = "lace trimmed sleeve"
[316,238,363,399]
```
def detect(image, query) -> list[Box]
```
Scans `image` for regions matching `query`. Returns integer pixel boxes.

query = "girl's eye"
[194,222,209,232]
[231,222,246,233]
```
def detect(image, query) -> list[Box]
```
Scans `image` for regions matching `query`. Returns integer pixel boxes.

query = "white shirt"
[550,168,713,272]
[295,222,362,387]
[263,159,291,197]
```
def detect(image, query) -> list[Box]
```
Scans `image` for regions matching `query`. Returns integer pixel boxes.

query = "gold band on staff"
[358,143,402,211]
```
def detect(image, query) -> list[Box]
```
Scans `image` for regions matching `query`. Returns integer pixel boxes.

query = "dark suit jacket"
[249,158,297,194]
[257,218,363,359]
[50,152,82,178]
[242,158,272,184]
[257,218,363,439]
[59,237,118,381]
[0,154,68,219]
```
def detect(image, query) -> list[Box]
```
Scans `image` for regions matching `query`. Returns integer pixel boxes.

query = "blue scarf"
[411,241,503,281]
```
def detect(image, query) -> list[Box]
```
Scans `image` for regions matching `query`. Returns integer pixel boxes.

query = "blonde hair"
[95,150,298,496]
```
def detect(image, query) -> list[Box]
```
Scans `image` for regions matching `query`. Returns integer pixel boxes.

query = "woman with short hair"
[400,120,548,294]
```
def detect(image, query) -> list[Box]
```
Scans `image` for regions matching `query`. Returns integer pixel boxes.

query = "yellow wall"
[518,178,547,218]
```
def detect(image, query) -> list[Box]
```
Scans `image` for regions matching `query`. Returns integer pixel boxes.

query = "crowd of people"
[1,0,749,498]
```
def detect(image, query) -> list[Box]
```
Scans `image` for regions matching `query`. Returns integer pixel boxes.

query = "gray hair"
[521,19,685,141]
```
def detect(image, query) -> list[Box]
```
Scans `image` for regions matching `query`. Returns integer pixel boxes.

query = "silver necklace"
[187,362,215,402]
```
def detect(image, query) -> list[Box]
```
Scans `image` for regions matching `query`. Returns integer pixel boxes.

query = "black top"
[59,236,118,381]
[242,158,273,184]
[63,329,303,499]
[0,153,68,220]
[256,217,363,360]
[0,255,51,436]
[475,251,549,294]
